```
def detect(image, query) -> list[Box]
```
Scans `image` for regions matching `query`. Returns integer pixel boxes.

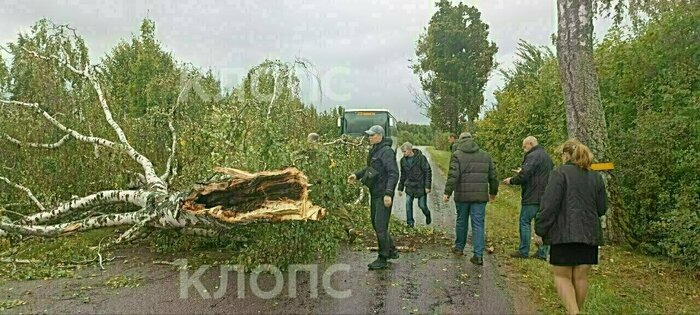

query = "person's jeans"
[371,196,395,258]
[405,194,429,226]
[454,202,486,257]
[519,204,550,258]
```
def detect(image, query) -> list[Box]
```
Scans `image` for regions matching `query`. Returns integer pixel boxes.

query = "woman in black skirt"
[535,139,607,315]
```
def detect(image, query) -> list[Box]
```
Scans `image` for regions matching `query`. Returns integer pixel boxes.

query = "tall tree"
[101,18,180,117]
[413,0,497,134]
[557,0,609,160]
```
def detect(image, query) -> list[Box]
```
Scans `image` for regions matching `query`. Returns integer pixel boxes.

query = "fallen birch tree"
[0,28,325,245]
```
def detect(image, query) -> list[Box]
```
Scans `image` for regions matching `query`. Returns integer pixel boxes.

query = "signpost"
[591,162,614,171]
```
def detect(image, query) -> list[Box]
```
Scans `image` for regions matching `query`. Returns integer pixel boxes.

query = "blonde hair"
[561,139,593,170]
[523,136,538,146]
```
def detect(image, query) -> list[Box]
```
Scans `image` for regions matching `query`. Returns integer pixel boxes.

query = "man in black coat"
[348,125,399,270]
[398,142,432,228]
[503,136,554,260]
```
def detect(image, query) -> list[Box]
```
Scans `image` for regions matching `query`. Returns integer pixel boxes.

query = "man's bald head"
[522,136,538,152]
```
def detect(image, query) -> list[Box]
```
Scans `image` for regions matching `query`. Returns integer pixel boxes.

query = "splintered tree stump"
[182,167,325,223]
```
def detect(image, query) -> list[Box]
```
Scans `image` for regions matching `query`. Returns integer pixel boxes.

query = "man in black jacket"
[443,133,499,265]
[348,125,399,270]
[503,136,554,260]
[398,142,432,228]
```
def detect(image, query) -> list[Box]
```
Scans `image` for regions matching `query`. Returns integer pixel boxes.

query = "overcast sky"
[0,0,611,124]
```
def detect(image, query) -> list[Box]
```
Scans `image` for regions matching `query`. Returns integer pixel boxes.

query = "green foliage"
[101,18,180,116]
[477,42,566,172]
[315,106,345,137]
[0,54,7,93]
[478,4,700,267]
[396,122,436,146]
[413,0,498,132]
[0,229,113,281]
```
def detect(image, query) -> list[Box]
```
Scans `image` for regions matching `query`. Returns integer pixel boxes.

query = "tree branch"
[265,70,281,120]
[0,99,119,150]
[0,210,151,237]
[20,46,165,191]
[322,137,364,147]
[161,79,191,186]
[4,133,72,149]
[294,57,323,108]
[0,176,45,211]
[21,190,150,225]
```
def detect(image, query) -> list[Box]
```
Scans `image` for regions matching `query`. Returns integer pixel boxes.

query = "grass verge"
[428,147,700,314]
[426,146,450,176]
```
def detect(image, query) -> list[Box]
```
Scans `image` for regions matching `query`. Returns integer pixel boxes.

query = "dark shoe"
[388,250,399,260]
[407,223,415,228]
[346,228,357,244]
[470,256,484,265]
[368,257,389,270]
[532,255,547,261]
[509,251,528,259]
[425,212,432,225]
[451,247,464,256]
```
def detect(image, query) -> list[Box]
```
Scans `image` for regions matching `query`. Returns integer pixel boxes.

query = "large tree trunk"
[557,0,615,241]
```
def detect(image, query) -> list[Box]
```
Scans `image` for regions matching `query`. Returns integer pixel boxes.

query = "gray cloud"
[0,0,611,124]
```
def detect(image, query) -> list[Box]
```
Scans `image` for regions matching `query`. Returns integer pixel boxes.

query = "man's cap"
[365,125,385,136]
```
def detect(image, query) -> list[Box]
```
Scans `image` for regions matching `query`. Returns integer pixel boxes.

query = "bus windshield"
[343,112,389,136]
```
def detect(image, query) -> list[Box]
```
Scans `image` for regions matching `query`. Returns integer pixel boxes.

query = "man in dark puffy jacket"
[503,136,554,260]
[398,142,432,228]
[443,133,499,265]
[348,125,399,270]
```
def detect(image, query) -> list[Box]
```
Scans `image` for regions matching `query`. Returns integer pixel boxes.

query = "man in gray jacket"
[443,133,499,265]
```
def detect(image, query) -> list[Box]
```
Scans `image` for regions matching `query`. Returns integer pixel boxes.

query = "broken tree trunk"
[0,167,325,241]
[182,167,325,223]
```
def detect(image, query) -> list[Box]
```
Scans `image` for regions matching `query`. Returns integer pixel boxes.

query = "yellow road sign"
[591,162,614,171]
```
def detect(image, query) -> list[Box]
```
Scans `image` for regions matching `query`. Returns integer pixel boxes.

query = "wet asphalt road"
[2,147,516,314]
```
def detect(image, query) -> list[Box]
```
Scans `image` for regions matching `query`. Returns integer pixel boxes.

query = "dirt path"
[1,147,521,314]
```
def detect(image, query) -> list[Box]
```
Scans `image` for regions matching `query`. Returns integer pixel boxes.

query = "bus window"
[342,112,389,136]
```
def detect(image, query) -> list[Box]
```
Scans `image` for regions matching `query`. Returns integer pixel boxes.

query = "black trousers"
[370,195,396,258]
